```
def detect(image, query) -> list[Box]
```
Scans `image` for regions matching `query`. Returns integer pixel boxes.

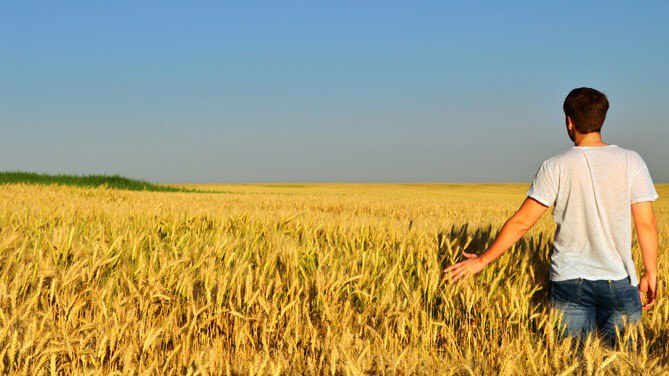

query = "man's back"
[527,145,659,286]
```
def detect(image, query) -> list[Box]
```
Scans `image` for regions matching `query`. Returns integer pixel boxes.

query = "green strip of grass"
[0,171,196,193]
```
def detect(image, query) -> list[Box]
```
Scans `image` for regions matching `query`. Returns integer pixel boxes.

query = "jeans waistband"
[551,276,632,287]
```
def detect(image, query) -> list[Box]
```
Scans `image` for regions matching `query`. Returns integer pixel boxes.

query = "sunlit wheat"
[0,183,666,374]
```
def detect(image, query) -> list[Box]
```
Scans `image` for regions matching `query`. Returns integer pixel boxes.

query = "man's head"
[563,87,609,139]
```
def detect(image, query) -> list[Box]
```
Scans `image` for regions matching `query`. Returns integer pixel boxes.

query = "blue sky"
[2,1,668,183]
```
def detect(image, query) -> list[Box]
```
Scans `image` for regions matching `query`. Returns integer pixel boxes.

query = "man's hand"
[442,197,548,284]
[639,274,657,311]
[444,251,488,283]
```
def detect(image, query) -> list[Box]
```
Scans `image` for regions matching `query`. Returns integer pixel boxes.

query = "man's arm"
[632,201,658,310]
[444,197,548,283]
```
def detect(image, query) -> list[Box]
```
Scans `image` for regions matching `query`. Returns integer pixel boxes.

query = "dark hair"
[563,87,609,133]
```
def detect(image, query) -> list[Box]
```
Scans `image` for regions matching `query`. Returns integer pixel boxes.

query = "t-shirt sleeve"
[631,155,659,204]
[527,159,559,207]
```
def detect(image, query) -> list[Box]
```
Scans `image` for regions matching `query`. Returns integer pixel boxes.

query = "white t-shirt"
[527,145,659,286]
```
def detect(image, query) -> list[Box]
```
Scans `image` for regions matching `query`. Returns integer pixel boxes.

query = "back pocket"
[613,281,642,314]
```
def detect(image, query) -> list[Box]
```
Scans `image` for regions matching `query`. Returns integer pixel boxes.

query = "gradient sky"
[2,1,668,183]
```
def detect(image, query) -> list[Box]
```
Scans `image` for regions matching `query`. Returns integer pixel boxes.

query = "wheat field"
[0,183,667,375]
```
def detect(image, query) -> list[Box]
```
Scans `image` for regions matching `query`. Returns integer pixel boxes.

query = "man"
[445,87,659,343]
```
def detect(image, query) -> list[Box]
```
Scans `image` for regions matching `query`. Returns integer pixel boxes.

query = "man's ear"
[566,116,574,131]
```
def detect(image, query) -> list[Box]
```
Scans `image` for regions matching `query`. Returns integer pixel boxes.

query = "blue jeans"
[550,277,642,344]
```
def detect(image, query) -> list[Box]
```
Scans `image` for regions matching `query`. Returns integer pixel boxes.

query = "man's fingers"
[443,264,455,273]
[642,292,657,310]
[647,291,657,303]
[444,260,468,273]
[447,267,469,283]
[446,268,462,282]
[449,270,467,283]
[462,251,477,259]
[448,270,462,282]
[443,264,460,274]
[643,300,656,310]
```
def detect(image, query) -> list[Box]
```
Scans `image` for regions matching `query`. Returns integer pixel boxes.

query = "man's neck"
[574,132,608,147]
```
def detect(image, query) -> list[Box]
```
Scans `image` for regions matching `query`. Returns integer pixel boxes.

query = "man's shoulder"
[613,145,641,159]
[613,146,647,172]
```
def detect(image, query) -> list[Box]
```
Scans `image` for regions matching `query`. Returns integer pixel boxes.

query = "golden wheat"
[0,183,666,375]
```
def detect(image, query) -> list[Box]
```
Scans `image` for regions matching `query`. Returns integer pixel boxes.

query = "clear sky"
[2,1,668,183]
